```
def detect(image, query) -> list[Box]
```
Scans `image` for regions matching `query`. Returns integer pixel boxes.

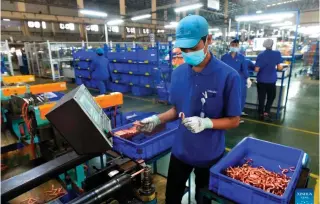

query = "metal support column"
[5,40,14,75]
[105,24,109,44]
[284,11,300,108]
[176,0,181,21]
[120,0,126,39]
[224,0,228,24]
[46,40,56,80]
[152,0,157,25]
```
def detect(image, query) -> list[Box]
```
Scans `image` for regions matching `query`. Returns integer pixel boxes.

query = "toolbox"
[112,120,178,160]
[209,137,305,204]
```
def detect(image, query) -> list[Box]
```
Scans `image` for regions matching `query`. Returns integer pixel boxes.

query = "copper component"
[224,158,291,196]
[179,112,185,120]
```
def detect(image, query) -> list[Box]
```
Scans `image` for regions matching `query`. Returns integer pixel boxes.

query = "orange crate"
[2,86,27,96]
[94,93,123,108]
[2,75,35,84]
[29,82,67,95]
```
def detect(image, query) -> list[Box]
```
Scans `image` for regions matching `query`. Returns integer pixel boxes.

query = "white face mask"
[181,36,209,66]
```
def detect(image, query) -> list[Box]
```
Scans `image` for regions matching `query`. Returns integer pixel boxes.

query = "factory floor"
[1,70,319,203]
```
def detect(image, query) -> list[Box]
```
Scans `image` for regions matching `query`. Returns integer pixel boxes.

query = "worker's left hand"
[247,78,252,88]
[182,117,213,133]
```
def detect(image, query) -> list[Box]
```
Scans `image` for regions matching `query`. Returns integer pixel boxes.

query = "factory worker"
[138,15,241,204]
[91,48,111,94]
[221,39,250,121]
[255,39,283,122]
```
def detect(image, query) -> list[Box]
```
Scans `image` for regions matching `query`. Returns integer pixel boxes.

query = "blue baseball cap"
[96,48,104,55]
[175,15,209,48]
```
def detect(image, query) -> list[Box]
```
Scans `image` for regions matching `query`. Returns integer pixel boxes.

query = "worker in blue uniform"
[255,39,283,122]
[91,48,111,94]
[138,15,241,204]
[221,39,250,122]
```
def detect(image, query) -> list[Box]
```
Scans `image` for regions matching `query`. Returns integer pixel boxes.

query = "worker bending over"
[138,15,241,204]
[255,39,283,122]
[221,39,250,122]
[91,48,111,94]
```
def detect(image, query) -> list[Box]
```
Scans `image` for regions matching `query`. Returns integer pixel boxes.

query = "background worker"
[221,39,250,122]
[255,39,283,122]
[138,15,241,204]
[91,48,111,94]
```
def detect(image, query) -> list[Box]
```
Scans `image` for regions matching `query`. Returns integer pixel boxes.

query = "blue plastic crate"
[75,61,93,70]
[112,121,178,159]
[128,75,140,86]
[140,76,153,88]
[131,86,153,96]
[209,137,304,204]
[137,48,157,62]
[120,74,131,84]
[125,50,138,61]
[75,77,83,85]
[127,64,139,74]
[75,69,91,79]
[110,72,121,82]
[109,83,131,93]
[111,63,127,73]
[122,111,157,124]
[138,64,155,75]
[107,51,125,61]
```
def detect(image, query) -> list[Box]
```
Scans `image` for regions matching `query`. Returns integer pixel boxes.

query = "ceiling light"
[174,3,203,12]
[131,14,151,21]
[266,5,271,7]
[209,28,219,31]
[271,21,292,27]
[236,12,294,22]
[3,19,10,21]
[259,19,283,24]
[164,22,178,29]
[107,19,124,26]
[80,9,108,17]
[256,10,263,14]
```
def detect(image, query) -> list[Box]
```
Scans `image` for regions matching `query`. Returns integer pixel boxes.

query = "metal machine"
[1,85,157,204]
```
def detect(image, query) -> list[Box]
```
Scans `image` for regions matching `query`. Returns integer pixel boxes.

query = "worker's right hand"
[138,115,161,132]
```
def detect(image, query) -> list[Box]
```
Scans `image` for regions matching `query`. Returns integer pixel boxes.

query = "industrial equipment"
[1,85,157,204]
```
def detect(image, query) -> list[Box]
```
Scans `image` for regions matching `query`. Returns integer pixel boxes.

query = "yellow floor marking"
[314,179,319,204]
[244,118,319,136]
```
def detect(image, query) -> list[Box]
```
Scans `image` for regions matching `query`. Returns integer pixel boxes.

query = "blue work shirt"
[255,50,283,83]
[221,52,249,79]
[91,56,111,81]
[169,54,242,167]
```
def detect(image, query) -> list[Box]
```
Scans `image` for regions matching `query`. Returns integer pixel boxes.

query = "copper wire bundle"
[224,158,295,196]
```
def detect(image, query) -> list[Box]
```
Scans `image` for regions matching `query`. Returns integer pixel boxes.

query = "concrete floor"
[1,70,319,203]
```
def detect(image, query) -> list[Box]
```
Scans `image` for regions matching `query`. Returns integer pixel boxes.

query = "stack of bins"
[73,50,96,89]
[107,45,157,96]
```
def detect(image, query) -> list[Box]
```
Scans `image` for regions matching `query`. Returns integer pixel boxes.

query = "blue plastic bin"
[75,69,91,79]
[140,76,153,87]
[75,61,92,70]
[109,83,131,93]
[209,137,305,204]
[75,77,83,85]
[122,111,157,124]
[128,75,140,86]
[112,120,178,159]
[137,48,157,62]
[107,51,125,61]
[127,64,139,74]
[110,72,121,82]
[131,86,153,96]
[112,63,128,73]
[138,64,155,75]
[120,74,131,84]
[125,50,138,61]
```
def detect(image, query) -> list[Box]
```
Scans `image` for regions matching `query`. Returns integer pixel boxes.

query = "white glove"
[138,115,161,133]
[182,117,213,133]
[246,78,252,88]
